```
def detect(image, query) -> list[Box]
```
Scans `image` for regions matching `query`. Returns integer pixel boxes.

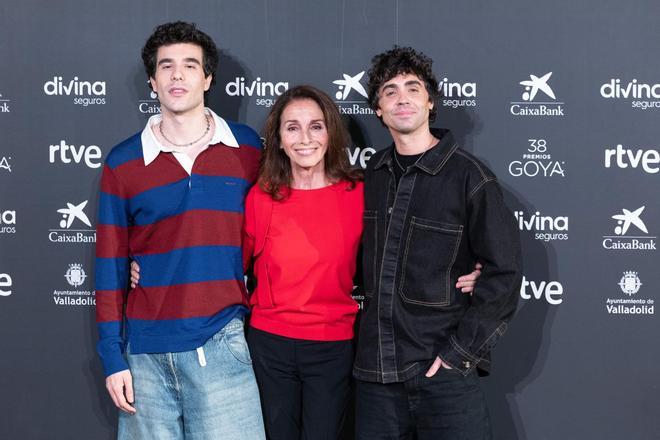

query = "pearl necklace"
[159,115,210,147]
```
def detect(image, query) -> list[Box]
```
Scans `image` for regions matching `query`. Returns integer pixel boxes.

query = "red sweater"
[243,181,363,341]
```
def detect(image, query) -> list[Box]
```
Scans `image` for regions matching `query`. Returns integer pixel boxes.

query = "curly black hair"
[367,46,440,123]
[142,21,219,88]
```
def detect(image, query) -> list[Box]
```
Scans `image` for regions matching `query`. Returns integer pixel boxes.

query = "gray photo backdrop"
[1,1,658,439]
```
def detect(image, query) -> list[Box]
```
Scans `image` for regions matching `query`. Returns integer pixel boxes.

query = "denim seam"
[424,143,458,175]
[389,172,417,382]
[468,177,497,200]
[353,364,381,373]
[455,149,489,181]
[449,335,478,363]
[222,331,252,365]
[475,322,508,357]
[378,170,415,380]
[375,169,395,381]
[363,211,378,297]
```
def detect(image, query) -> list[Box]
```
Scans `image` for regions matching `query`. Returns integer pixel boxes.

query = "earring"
[148,80,157,99]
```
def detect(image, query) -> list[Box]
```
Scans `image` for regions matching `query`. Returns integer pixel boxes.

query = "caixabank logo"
[43,76,106,106]
[600,78,660,110]
[138,83,160,115]
[604,144,659,174]
[225,76,288,108]
[0,91,11,113]
[510,72,564,116]
[605,271,654,316]
[53,262,95,306]
[48,200,96,243]
[438,77,477,108]
[332,71,374,115]
[602,206,656,251]
[508,138,566,178]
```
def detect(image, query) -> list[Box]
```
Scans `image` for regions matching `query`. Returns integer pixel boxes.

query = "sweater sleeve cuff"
[101,354,129,378]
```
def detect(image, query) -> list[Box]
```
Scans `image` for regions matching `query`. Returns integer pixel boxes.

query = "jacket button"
[388,207,393,214]
[463,361,471,368]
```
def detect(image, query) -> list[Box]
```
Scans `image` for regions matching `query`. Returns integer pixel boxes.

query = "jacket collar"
[374,128,458,175]
[141,107,240,166]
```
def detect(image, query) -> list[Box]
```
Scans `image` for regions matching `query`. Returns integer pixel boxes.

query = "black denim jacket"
[353,129,522,383]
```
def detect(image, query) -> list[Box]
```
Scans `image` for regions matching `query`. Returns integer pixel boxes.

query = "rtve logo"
[49,140,102,169]
[0,273,12,297]
[520,276,563,305]
[604,144,659,174]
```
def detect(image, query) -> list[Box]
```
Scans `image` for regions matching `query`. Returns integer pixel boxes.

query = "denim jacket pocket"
[399,216,463,307]
[361,210,378,297]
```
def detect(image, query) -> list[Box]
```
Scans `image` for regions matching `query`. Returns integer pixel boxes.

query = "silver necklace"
[393,137,438,171]
[159,115,210,147]
[394,149,427,171]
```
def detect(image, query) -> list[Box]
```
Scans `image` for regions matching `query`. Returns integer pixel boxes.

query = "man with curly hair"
[353,46,522,439]
[95,21,265,439]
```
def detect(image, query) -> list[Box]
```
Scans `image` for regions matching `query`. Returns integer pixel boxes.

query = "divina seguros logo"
[514,210,568,242]
[510,72,564,116]
[0,209,16,235]
[600,78,660,110]
[225,76,288,108]
[43,76,106,106]
[439,77,477,108]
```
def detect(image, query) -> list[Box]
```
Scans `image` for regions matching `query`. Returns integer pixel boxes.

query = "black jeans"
[355,366,492,440]
[247,327,353,440]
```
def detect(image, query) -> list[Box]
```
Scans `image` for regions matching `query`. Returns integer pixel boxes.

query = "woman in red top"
[242,86,363,440]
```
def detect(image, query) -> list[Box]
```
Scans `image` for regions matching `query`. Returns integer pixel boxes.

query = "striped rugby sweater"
[95,121,261,377]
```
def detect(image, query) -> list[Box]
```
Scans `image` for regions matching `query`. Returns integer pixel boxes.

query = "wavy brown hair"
[367,46,440,123]
[259,85,362,200]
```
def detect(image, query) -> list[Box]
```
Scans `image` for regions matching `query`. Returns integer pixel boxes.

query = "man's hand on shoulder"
[106,369,136,414]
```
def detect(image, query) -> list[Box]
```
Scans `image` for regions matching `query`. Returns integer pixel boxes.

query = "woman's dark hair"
[142,21,219,88]
[260,85,362,200]
[367,46,440,122]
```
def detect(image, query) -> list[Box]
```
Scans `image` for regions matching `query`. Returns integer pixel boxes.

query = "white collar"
[141,108,240,166]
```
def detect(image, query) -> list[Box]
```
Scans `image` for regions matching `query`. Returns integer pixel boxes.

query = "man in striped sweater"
[95,22,266,439]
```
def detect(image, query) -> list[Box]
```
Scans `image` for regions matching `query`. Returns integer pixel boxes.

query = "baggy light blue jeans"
[118,318,266,439]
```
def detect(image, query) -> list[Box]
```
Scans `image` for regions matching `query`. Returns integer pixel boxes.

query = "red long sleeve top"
[243,181,363,341]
